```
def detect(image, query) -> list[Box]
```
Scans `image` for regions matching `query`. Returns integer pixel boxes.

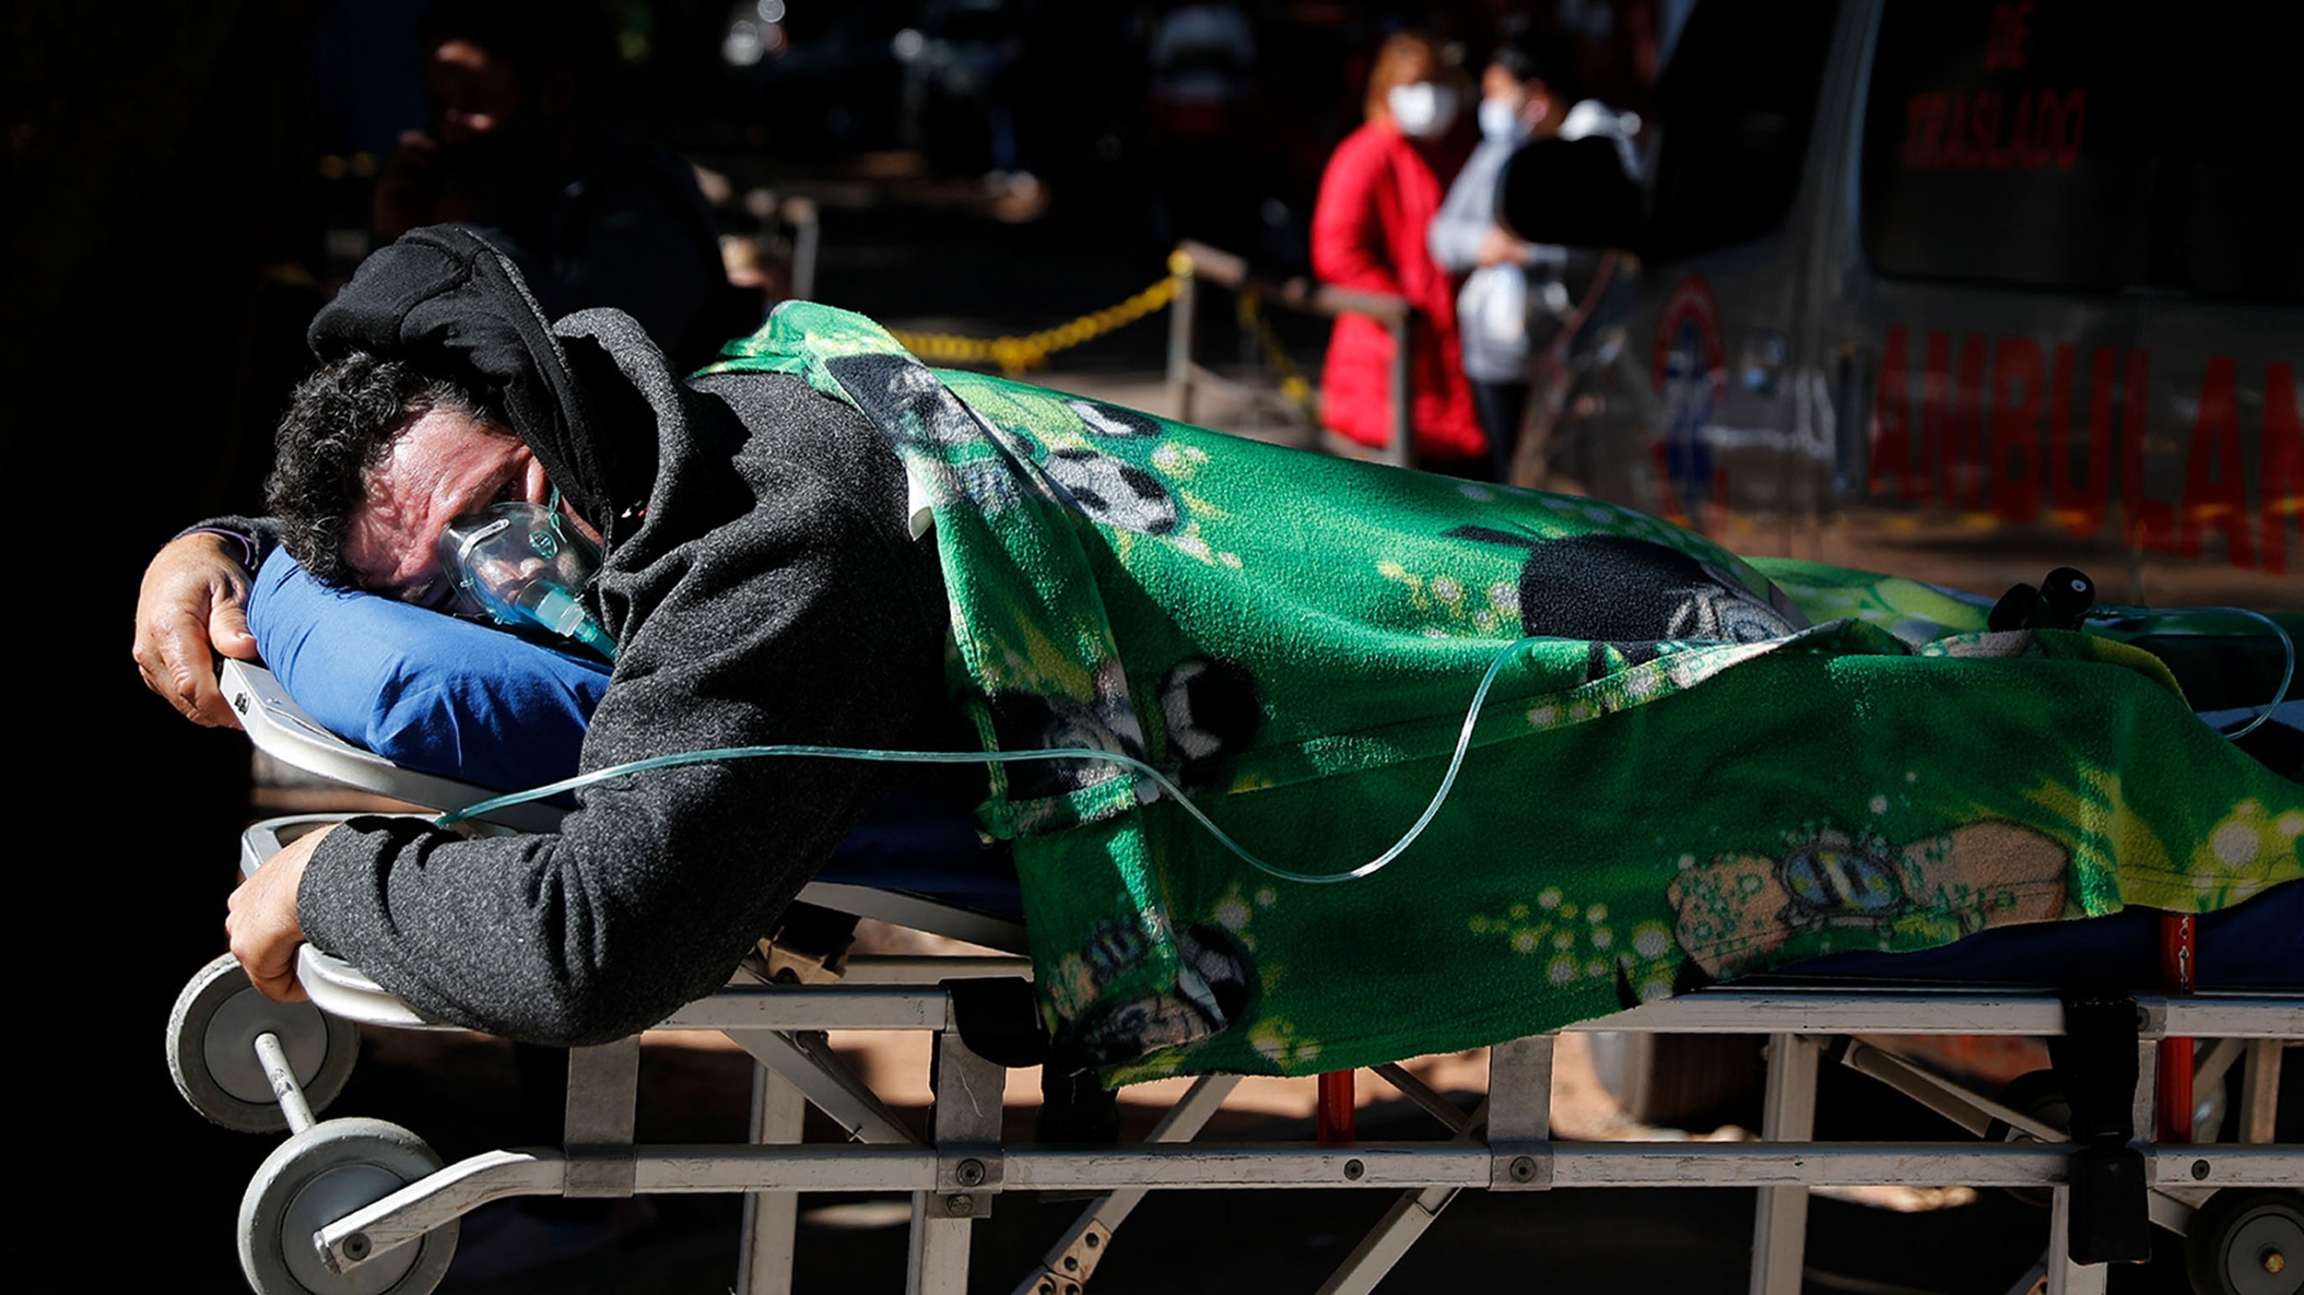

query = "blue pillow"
[247,548,1022,914]
[248,547,610,791]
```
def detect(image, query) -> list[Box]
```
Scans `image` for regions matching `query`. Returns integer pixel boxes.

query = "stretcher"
[170,658,2303,1295]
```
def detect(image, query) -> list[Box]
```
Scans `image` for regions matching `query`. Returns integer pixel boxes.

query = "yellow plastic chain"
[1234,286,1320,422]
[889,268,1183,376]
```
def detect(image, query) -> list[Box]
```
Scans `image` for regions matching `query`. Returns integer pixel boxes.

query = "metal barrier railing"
[1165,241,1419,468]
[782,196,820,303]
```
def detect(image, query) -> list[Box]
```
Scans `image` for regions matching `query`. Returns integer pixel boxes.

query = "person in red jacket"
[1311,32,1483,471]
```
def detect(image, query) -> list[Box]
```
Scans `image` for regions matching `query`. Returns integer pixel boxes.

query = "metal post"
[2044,1188,2110,1295]
[1168,253,1198,425]
[1489,1035,1553,1190]
[2239,1039,2284,1144]
[737,1061,807,1295]
[1750,1034,1820,1295]
[563,1037,640,1199]
[1490,1037,1553,1142]
[2131,1029,2161,1160]
[1387,314,1413,468]
[907,1031,1005,1295]
[785,197,820,302]
[252,1031,317,1134]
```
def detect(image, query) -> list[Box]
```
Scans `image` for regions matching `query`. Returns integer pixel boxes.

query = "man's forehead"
[376,405,523,475]
[344,407,531,597]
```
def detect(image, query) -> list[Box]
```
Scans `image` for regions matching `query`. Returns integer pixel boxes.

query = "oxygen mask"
[438,499,617,659]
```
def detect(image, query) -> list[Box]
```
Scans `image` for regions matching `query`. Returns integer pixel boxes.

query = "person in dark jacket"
[374,0,755,371]
[148,227,955,1043]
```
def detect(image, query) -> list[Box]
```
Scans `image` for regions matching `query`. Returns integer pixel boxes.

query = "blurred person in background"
[375,0,752,370]
[1145,0,1260,254]
[1310,30,1483,473]
[1429,30,1571,485]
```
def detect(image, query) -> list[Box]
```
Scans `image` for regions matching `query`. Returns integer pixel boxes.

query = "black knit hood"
[307,225,659,552]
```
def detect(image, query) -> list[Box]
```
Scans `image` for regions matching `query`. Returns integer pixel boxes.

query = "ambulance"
[1500,0,2301,609]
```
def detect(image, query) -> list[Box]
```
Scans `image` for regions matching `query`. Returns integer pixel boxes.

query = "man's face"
[345,406,555,610]
[425,39,528,149]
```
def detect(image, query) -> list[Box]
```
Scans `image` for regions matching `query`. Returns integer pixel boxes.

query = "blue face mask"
[437,495,617,659]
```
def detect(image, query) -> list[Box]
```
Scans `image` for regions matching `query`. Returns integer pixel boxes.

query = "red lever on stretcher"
[1317,1070,1357,1143]
[2158,913,2195,1142]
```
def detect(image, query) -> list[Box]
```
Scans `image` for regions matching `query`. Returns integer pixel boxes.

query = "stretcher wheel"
[1983,1069,2070,1209]
[2185,1190,2304,1295]
[239,1117,457,1295]
[169,954,358,1133]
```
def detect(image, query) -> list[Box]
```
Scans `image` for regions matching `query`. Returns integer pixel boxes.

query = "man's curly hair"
[265,351,502,586]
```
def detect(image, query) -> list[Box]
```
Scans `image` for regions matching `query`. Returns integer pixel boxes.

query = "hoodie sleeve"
[178,516,281,570]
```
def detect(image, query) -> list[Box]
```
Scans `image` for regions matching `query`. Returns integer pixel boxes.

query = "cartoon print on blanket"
[705,305,2304,1082]
[1668,820,2069,979]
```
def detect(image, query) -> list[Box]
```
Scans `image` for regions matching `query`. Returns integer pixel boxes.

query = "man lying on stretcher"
[134,227,2302,1079]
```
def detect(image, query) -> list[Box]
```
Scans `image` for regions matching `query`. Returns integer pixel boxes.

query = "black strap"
[946,976,1050,1068]
[2049,991,2151,1264]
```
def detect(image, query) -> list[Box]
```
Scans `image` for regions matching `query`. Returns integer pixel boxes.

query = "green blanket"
[708,304,2303,1083]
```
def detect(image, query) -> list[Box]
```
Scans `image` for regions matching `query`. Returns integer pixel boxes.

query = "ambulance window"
[1860,0,2156,291]
[1643,0,1839,260]
[2159,6,2304,302]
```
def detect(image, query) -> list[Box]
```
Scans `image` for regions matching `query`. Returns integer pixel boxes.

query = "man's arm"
[134,529,264,727]
[1429,143,1534,273]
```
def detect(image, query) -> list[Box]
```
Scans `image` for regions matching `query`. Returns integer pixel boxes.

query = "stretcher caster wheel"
[1984,1069,2069,1209]
[169,954,358,1133]
[239,1117,457,1295]
[2185,1190,2304,1295]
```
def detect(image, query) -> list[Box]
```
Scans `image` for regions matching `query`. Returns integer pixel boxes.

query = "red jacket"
[1310,121,1482,462]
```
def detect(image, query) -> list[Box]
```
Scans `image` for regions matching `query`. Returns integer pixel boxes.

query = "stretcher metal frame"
[179,661,2303,1295]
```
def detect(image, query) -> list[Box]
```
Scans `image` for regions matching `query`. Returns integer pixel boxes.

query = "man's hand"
[228,824,335,1002]
[1476,226,1533,269]
[133,532,259,728]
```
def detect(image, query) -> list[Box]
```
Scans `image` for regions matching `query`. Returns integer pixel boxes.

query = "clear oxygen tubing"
[435,633,1564,885]
[430,610,2295,884]
[2086,604,2296,743]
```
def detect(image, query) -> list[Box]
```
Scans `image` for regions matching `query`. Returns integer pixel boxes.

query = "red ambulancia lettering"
[1984,1,2034,70]
[1923,332,1988,510]
[1868,333,2299,573]
[2118,350,2179,554]
[2045,343,2115,538]
[1867,327,1917,498]
[2179,358,2254,567]
[1988,336,2044,522]
[2262,363,2304,575]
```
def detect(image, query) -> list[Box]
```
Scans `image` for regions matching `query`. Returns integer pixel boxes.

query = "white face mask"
[1386,81,1459,139]
[1477,96,1530,143]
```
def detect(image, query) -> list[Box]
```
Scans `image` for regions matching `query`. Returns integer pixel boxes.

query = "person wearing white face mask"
[1310,31,1484,471]
[1385,79,1459,141]
[1429,35,1574,484]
